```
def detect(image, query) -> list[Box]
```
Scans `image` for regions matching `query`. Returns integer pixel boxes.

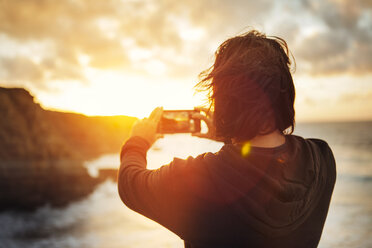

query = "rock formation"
[0,87,136,211]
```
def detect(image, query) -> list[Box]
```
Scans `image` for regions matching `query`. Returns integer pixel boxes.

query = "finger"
[148,107,161,120]
[149,107,163,122]
[195,106,210,114]
[148,107,159,120]
[191,113,208,121]
[153,106,163,123]
[191,113,213,129]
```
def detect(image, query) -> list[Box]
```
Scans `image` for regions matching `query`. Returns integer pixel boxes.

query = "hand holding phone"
[130,107,163,146]
[157,110,201,134]
[190,107,221,141]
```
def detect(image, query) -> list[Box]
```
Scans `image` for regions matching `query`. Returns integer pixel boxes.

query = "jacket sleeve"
[117,136,206,239]
[117,136,152,213]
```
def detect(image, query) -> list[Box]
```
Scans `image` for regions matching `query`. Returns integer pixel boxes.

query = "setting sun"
[33,69,204,118]
[1,0,371,121]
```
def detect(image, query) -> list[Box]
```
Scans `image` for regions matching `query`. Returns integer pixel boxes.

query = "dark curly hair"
[196,30,295,142]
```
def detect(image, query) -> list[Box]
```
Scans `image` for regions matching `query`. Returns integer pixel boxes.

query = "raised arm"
[117,107,207,239]
[117,106,164,217]
[118,135,209,239]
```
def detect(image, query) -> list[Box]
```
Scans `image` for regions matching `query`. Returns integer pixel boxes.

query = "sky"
[0,0,371,121]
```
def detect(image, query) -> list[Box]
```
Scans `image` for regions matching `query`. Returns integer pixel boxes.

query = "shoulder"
[288,135,336,177]
[307,137,331,150]
[287,135,332,154]
[306,137,335,163]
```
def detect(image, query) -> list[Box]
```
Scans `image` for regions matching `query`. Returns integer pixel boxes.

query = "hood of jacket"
[202,135,328,238]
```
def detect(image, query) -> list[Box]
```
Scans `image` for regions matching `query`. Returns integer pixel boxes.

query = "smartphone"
[157,110,201,134]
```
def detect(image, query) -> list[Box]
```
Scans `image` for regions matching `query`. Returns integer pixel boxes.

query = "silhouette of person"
[118,30,336,248]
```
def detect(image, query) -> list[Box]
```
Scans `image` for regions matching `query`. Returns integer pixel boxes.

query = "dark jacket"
[118,135,336,248]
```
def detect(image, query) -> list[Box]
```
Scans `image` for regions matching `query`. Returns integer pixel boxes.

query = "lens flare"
[241,142,251,157]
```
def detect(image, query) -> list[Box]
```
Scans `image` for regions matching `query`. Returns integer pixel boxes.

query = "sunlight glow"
[35,69,203,118]
[0,0,371,123]
[78,54,91,66]
[128,48,153,61]
[179,27,205,41]
[143,59,167,75]
[33,72,372,122]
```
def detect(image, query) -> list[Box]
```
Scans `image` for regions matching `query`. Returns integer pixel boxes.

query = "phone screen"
[157,110,201,134]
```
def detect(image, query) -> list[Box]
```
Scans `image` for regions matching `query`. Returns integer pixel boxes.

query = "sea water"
[0,122,371,248]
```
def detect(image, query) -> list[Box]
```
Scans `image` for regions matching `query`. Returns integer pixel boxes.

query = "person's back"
[117,30,336,247]
[180,135,335,247]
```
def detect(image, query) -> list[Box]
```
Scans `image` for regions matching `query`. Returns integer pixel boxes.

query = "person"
[117,30,336,248]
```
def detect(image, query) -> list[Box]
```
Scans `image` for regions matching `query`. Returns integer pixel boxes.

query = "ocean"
[1,121,371,248]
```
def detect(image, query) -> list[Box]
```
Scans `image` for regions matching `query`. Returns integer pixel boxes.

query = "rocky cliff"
[0,87,137,210]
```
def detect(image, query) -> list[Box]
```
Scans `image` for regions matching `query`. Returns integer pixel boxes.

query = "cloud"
[0,0,371,91]
[0,0,288,85]
[294,0,372,75]
[338,90,372,103]
[0,0,129,87]
[0,56,43,83]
